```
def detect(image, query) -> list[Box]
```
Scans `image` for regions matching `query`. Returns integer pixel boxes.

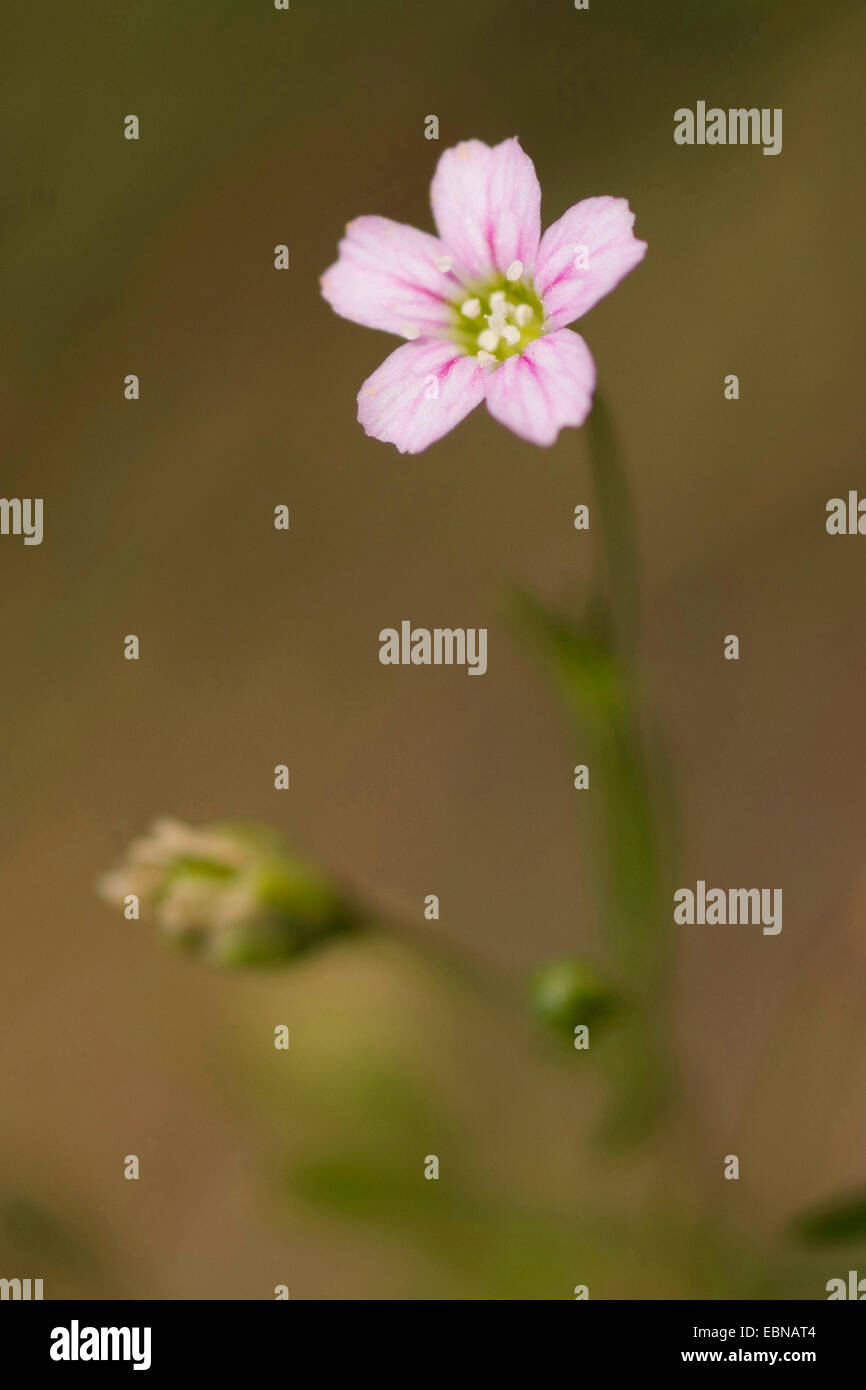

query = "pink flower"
[321,138,646,454]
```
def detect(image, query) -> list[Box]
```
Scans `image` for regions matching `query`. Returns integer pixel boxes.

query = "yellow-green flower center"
[451,268,545,365]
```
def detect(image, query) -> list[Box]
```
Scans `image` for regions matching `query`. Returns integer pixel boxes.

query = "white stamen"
[502,325,520,346]
[489,290,507,309]
[514,304,533,326]
[476,349,496,367]
[401,323,420,340]
[487,311,507,334]
[506,259,523,281]
[478,329,499,352]
[435,256,452,272]
[461,298,481,318]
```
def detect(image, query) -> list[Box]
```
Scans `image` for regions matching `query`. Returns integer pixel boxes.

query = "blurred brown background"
[1,0,864,1298]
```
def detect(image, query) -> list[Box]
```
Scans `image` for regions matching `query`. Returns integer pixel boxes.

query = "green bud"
[529,957,621,1039]
[98,818,359,967]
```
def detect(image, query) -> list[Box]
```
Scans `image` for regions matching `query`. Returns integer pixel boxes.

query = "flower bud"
[98,818,359,967]
[529,957,620,1039]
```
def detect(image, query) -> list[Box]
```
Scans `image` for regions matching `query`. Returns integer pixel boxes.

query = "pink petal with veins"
[484,329,596,446]
[357,338,488,454]
[321,216,461,338]
[430,138,541,283]
[535,197,646,332]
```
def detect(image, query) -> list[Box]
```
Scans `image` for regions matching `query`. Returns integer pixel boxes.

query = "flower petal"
[357,339,487,454]
[535,197,647,332]
[484,329,596,446]
[430,138,542,283]
[321,216,461,338]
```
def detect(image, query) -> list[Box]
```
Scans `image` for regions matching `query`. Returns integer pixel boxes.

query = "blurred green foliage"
[0,1194,99,1276]
[791,1189,866,1247]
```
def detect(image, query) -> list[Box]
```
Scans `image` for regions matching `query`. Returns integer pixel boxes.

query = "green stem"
[584,393,640,658]
[581,395,676,1143]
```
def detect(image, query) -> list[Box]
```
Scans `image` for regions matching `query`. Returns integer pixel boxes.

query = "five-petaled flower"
[321,138,646,453]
